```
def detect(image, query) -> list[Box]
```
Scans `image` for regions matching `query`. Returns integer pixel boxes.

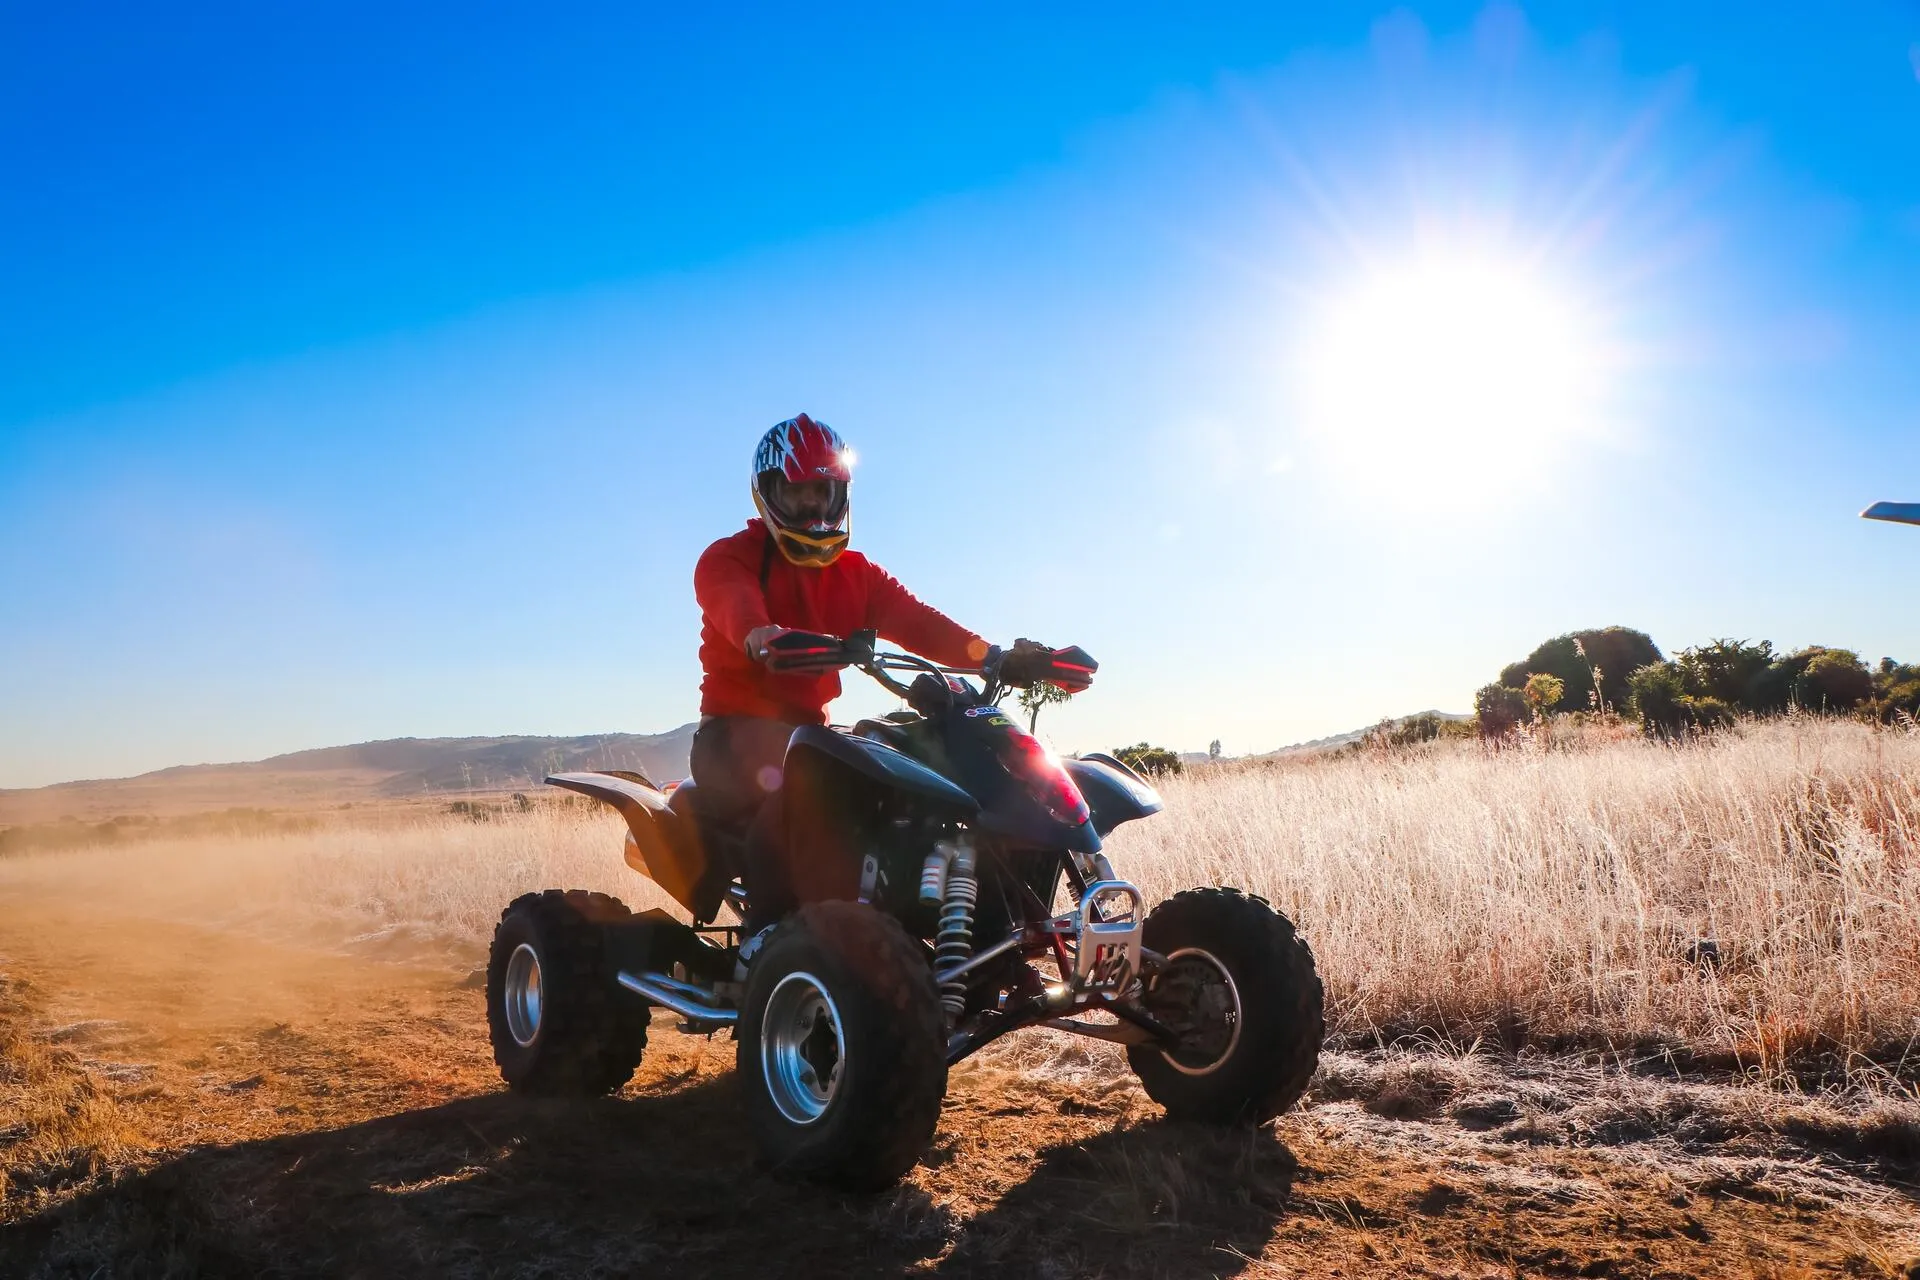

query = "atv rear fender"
[545,771,712,917]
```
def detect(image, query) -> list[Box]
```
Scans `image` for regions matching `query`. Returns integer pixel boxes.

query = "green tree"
[1865,659,1920,721]
[1114,743,1183,776]
[1676,638,1775,707]
[1746,646,1873,714]
[1474,683,1528,739]
[1016,680,1075,732]
[1523,673,1566,722]
[1500,627,1663,713]
[1797,648,1873,710]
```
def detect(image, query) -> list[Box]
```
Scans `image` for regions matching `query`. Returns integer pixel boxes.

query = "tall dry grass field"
[1113,716,1920,1077]
[4,717,1915,1079]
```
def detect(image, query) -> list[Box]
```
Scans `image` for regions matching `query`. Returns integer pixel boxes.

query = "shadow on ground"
[0,1077,1296,1280]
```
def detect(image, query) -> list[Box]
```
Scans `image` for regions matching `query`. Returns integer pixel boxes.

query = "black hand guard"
[999,639,1097,692]
[761,630,851,674]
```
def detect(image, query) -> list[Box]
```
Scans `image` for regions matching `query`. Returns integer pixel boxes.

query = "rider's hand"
[998,638,1097,692]
[753,628,851,675]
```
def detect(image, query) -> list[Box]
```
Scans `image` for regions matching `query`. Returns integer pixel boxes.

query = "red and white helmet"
[752,413,855,566]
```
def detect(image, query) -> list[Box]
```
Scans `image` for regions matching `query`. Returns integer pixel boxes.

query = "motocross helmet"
[752,413,854,567]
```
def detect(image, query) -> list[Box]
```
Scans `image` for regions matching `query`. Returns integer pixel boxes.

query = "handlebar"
[758,628,1094,710]
[843,631,999,706]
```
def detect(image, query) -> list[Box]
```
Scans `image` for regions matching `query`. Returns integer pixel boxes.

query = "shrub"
[1474,683,1528,739]
[1741,646,1875,714]
[1745,653,1805,714]
[1676,639,1775,706]
[1113,743,1184,776]
[1523,673,1565,722]
[1686,695,1736,729]
[1868,660,1920,721]
[1391,713,1442,745]
[1360,714,1448,751]
[1797,648,1873,710]
[1628,662,1689,736]
[1629,662,1736,736]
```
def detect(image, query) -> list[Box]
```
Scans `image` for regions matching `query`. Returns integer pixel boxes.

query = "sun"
[1299,250,1606,496]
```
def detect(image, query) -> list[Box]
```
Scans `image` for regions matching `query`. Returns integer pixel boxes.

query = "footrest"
[1073,881,1144,995]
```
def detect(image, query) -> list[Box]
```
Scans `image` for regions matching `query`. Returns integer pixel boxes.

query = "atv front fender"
[1066,755,1163,836]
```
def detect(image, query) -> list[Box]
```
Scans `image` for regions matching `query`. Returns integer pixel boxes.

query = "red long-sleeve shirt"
[695,520,989,722]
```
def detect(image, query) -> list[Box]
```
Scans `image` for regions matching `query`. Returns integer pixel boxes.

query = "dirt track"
[2,889,1916,1279]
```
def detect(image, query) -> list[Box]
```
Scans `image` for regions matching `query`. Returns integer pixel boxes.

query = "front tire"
[1126,887,1323,1124]
[737,901,947,1190]
[487,890,651,1097]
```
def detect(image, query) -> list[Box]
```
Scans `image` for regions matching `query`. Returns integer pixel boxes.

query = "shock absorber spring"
[918,846,950,905]
[934,838,977,1023]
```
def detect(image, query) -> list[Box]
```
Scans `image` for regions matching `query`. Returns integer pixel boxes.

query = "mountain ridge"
[0,727,699,823]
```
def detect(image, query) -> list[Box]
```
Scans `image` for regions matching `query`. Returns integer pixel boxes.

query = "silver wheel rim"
[760,971,844,1125]
[504,942,544,1047]
[1157,947,1243,1077]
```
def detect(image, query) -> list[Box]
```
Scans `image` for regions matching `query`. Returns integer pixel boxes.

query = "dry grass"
[3,717,1918,1079]
[1112,717,1920,1077]
[0,976,144,1216]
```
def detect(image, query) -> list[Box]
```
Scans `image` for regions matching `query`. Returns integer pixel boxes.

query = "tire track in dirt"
[2,891,1916,1278]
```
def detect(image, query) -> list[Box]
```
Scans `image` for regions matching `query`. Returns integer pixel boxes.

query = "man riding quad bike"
[484,414,1324,1189]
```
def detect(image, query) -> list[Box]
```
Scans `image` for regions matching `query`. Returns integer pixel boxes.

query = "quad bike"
[484,634,1323,1190]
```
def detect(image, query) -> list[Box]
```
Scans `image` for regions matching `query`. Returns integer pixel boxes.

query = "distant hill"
[1258,710,1471,758]
[0,727,697,824]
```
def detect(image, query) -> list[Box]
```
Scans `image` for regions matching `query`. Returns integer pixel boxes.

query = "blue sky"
[4,3,1918,787]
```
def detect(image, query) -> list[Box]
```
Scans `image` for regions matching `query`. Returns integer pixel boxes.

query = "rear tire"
[1126,887,1323,1124]
[737,901,947,1190]
[487,890,651,1097]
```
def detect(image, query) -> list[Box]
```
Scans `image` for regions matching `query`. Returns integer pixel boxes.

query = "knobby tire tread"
[740,900,947,1191]
[1128,886,1324,1124]
[487,889,651,1098]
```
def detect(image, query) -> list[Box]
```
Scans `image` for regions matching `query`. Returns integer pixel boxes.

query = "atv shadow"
[930,1113,1298,1278]
[1,1078,1296,1279]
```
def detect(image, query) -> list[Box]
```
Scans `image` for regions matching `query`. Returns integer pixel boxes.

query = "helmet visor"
[759,473,848,532]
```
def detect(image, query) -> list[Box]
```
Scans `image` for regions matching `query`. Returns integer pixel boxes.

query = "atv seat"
[665,777,708,821]
[666,778,751,842]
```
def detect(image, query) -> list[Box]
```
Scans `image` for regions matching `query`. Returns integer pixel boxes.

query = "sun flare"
[1300,251,1606,494]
